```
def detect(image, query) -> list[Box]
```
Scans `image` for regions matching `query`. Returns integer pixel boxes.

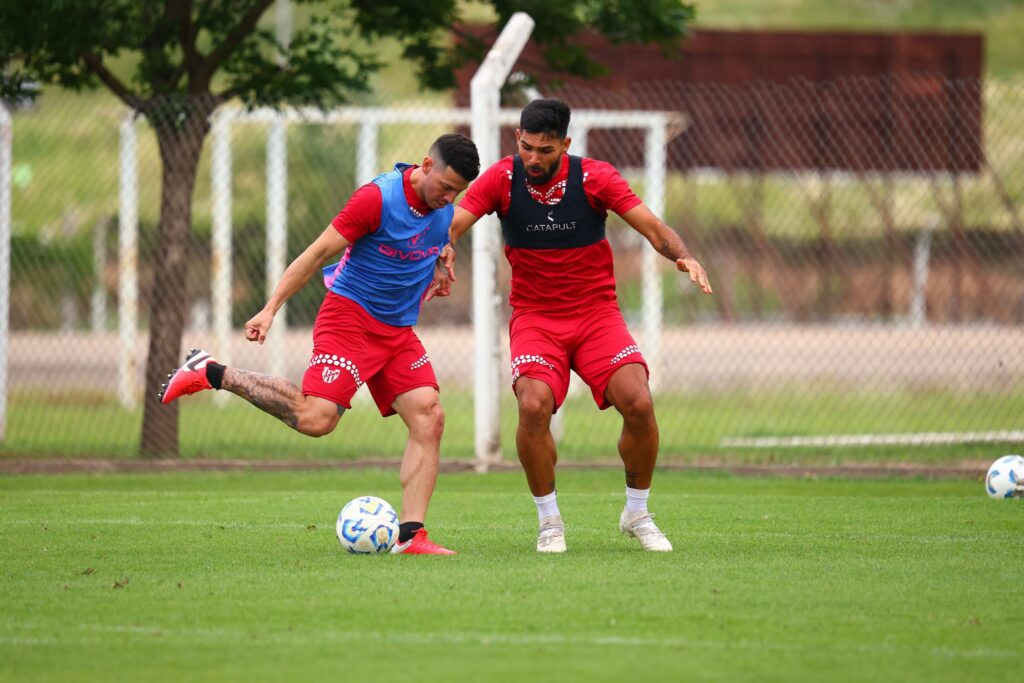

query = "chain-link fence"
[2,75,1022,461]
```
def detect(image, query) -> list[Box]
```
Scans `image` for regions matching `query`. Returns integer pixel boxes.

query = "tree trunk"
[139,100,214,458]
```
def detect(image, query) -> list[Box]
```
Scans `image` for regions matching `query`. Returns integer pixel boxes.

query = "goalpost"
[470,12,535,469]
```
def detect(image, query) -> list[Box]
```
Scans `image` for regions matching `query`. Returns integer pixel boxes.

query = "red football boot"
[158,349,217,404]
[391,528,455,555]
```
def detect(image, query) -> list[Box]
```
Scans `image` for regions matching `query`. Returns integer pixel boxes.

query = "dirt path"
[11,324,1023,393]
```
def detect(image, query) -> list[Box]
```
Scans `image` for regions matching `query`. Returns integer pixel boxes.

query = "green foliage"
[347,0,696,88]
[9,233,96,330]
[221,14,379,108]
[1,1,694,105]
[10,233,94,284]
[1,470,1020,681]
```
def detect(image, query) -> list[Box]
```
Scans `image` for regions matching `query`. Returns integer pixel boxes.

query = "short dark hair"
[520,99,571,139]
[430,133,480,182]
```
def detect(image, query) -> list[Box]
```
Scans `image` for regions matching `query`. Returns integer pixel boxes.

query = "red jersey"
[330,166,432,242]
[459,155,642,311]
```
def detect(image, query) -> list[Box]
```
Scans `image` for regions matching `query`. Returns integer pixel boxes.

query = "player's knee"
[617,391,655,423]
[424,401,445,442]
[517,391,552,425]
[299,416,335,438]
[298,404,340,437]
[410,399,445,443]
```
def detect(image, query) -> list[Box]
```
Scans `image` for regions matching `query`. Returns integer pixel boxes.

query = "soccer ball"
[984,455,1024,499]
[336,496,400,554]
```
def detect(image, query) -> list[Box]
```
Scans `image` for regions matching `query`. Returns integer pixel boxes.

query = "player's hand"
[244,309,275,344]
[677,256,713,294]
[425,257,452,302]
[439,244,456,282]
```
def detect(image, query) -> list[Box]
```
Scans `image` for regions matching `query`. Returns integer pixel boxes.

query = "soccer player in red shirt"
[158,133,480,555]
[441,99,712,552]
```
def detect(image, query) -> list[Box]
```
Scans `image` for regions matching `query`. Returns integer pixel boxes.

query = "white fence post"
[91,218,108,332]
[118,113,138,409]
[910,224,935,328]
[470,12,535,471]
[357,120,379,185]
[568,123,588,158]
[642,115,668,391]
[0,104,11,440]
[211,110,233,404]
[266,113,288,378]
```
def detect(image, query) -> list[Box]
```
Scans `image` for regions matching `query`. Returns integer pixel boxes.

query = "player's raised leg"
[158,347,343,437]
[605,363,672,552]
[222,366,342,436]
[389,386,454,555]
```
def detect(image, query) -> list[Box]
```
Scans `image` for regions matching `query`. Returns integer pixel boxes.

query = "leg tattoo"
[625,470,640,489]
[223,368,303,430]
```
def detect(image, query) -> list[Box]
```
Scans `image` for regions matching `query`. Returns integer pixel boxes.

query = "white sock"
[533,491,560,521]
[625,486,650,514]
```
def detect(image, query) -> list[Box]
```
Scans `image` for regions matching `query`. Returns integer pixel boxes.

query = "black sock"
[206,363,225,390]
[399,521,424,543]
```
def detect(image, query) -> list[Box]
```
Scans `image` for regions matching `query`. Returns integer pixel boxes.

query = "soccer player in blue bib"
[159,133,480,555]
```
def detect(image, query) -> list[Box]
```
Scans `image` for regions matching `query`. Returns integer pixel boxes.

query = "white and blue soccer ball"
[985,455,1024,499]
[336,496,399,554]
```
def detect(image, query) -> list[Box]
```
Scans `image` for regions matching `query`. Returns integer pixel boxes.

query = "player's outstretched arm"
[620,203,713,294]
[245,225,350,343]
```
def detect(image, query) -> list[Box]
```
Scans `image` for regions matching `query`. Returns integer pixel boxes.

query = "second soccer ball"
[985,455,1024,499]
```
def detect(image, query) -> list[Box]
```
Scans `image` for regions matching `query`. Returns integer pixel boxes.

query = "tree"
[0,0,693,458]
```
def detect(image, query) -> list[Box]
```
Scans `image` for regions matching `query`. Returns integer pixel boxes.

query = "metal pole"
[470,12,535,471]
[264,0,291,378]
[266,114,288,378]
[118,113,138,409]
[642,116,667,391]
[568,124,588,158]
[91,218,108,333]
[911,225,934,328]
[211,111,233,404]
[356,120,379,185]
[0,105,11,440]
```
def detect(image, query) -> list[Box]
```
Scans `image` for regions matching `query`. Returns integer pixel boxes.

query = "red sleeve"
[459,157,514,218]
[581,158,643,216]
[330,183,382,242]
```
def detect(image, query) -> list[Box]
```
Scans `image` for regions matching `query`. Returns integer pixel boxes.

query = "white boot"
[537,515,566,553]
[619,509,672,552]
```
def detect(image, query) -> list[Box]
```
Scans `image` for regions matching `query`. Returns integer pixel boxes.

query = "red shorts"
[509,302,648,411]
[302,293,438,417]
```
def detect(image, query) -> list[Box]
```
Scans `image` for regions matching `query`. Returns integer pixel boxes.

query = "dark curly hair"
[520,99,571,139]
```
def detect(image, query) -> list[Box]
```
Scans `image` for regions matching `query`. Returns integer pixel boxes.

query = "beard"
[524,163,557,185]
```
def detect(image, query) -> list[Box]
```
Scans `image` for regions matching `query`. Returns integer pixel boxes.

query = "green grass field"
[2,469,1021,682]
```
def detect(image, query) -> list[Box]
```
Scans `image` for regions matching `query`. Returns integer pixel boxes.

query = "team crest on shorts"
[322,366,341,384]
